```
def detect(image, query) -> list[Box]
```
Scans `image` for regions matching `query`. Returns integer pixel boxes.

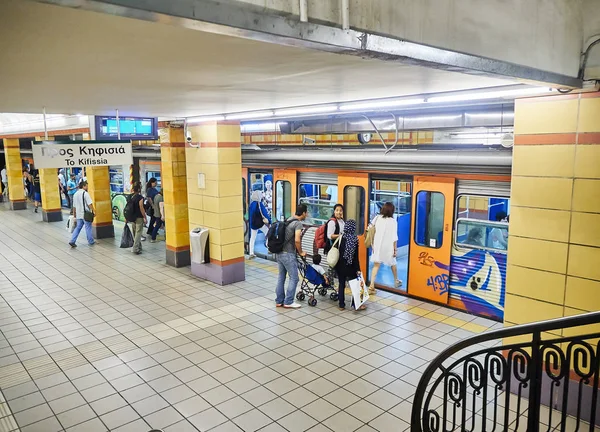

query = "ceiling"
[0,0,516,119]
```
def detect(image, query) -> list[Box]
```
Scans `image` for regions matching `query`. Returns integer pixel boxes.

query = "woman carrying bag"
[333,220,366,311]
[248,190,270,259]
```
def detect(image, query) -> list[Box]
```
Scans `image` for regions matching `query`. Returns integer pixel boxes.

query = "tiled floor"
[0,204,501,432]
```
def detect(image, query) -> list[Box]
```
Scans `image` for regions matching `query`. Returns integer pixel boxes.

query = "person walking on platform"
[58,169,69,208]
[248,190,270,258]
[1,166,8,198]
[149,189,164,243]
[145,177,159,241]
[67,174,77,210]
[130,183,147,255]
[32,170,41,213]
[274,204,307,309]
[69,181,95,248]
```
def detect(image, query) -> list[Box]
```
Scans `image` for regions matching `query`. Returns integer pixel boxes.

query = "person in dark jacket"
[334,219,366,311]
[248,190,270,258]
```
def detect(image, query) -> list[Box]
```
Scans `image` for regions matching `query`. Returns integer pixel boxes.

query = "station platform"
[0,204,500,432]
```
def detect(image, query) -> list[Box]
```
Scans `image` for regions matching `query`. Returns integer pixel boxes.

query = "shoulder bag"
[364,215,378,248]
[326,234,343,267]
[82,192,95,223]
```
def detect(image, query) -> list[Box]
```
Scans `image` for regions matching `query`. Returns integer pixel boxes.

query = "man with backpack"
[125,183,147,255]
[69,181,95,248]
[268,204,307,309]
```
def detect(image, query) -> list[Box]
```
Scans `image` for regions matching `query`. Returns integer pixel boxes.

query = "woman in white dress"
[368,202,400,294]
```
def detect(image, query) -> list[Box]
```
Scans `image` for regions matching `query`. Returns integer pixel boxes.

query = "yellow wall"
[506,92,600,336]
[242,131,434,146]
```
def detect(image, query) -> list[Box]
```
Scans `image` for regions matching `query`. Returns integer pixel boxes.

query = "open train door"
[273,169,297,222]
[338,172,370,278]
[408,176,455,304]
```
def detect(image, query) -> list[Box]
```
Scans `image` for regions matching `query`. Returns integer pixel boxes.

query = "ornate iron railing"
[412,311,600,431]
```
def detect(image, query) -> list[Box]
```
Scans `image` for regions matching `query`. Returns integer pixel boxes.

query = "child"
[311,254,330,287]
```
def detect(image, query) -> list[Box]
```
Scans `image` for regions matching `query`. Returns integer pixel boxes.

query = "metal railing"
[411,311,600,431]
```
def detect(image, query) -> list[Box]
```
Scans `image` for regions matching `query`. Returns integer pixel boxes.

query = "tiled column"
[3,138,26,210]
[87,167,114,239]
[161,126,190,267]
[34,137,63,222]
[187,121,245,285]
[505,92,600,332]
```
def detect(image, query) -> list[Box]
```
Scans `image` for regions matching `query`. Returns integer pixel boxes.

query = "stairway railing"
[411,311,600,431]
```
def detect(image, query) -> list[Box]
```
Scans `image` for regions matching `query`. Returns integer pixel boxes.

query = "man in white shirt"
[69,181,95,248]
[1,166,7,197]
[326,185,338,203]
[58,169,69,208]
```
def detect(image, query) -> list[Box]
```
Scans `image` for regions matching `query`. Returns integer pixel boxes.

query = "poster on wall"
[32,140,133,169]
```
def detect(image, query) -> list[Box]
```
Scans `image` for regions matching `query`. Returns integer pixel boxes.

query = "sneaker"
[133,251,142,255]
[34,208,38,213]
[89,242,95,246]
[150,239,156,243]
[395,280,403,288]
[276,304,283,307]
[141,236,146,241]
[248,254,256,260]
[69,242,77,248]
[283,303,302,309]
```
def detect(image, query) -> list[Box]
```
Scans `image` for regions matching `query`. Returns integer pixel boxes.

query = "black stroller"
[296,256,338,306]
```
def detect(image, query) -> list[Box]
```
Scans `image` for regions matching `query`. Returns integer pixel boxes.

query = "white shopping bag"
[348,274,369,309]
[67,215,76,233]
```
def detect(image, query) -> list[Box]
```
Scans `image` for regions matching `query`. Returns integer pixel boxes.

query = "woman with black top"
[334,219,366,311]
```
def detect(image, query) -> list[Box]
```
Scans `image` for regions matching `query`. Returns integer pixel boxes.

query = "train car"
[242,145,511,322]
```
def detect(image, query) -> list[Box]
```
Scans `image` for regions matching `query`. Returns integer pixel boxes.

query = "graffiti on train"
[449,249,507,321]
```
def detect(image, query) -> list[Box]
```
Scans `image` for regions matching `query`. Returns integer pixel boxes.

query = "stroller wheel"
[296,292,306,301]
[330,293,339,301]
[318,288,327,296]
[308,297,317,307]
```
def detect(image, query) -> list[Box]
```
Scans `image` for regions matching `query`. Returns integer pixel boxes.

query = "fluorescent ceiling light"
[226,111,273,120]
[428,87,551,104]
[274,105,338,116]
[241,122,285,132]
[340,98,424,111]
[187,115,225,124]
[465,112,515,118]
[406,114,462,121]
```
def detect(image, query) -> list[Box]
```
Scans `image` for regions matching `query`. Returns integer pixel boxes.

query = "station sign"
[32,140,133,169]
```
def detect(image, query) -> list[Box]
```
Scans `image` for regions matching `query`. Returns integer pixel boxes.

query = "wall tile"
[567,244,600,281]
[507,236,568,274]
[504,294,564,325]
[512,145,575,178]
[514,98,578,135]
[572,179,600,213]
[510,176,573,211]
[564,276,600,312]
[574,145,600,179]
[570,212,600,247]
[509,206,570,243]
[505,264,566,305]
[577,97,600,133]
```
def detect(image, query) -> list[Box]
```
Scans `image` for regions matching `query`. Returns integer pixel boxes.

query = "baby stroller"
[296,256,337,307]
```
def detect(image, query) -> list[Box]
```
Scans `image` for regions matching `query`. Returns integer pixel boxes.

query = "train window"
[242,178,247,217]
[344,186,365,235]
[298,183,337,225]
[415,191,445,248]
[456,195,510,222]
[276,180,292,222]
[456,219,508,252]
[250,172,273,220]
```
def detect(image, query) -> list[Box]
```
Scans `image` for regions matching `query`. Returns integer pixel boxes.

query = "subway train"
[241,144,511,322]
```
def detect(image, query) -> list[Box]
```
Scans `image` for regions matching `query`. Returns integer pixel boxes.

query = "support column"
[87,167,115,239]
[34,137,63,222]
[187,121,245,285]
[2,138,26,210]
[505,91,600,328]
[161,126,191,267]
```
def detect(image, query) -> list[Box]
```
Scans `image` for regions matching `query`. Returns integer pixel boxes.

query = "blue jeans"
[151,219,163,240]
[70,219,94,245]
[276,252,299,305]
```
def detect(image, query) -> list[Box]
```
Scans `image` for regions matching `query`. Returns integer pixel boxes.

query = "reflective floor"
[0,204,500,432]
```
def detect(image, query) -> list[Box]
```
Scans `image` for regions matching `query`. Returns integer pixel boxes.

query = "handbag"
[82,191,95,223]
[326,234,342,267]
[120,223,134,248]
[364,216,378,248]
[349,274,369,309]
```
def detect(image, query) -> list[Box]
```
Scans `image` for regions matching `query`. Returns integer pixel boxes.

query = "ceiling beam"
[30,0,582,89]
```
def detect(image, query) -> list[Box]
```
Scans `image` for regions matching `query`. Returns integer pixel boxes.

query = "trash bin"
[190,227,209,264]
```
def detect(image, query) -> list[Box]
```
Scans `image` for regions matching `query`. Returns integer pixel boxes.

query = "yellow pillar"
[186,121,245,285]
[33,137,63,222]
[505,91,600,331]
[2,138,26,210]
[87,167,114,238]
[161,126,190,267]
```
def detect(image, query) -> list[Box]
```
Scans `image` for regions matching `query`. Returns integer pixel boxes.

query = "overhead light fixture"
[406,114,462,121]
[274,105,338,116]
[339,98,424,111]
[465,112,515,118]
[187,115,225,124]
[241,122,285,132]
[453,133,503,139]
[225,111,273,120]
[428,87,551,104]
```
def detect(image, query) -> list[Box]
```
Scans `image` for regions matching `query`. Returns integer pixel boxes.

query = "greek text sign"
[32,140,133,168]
